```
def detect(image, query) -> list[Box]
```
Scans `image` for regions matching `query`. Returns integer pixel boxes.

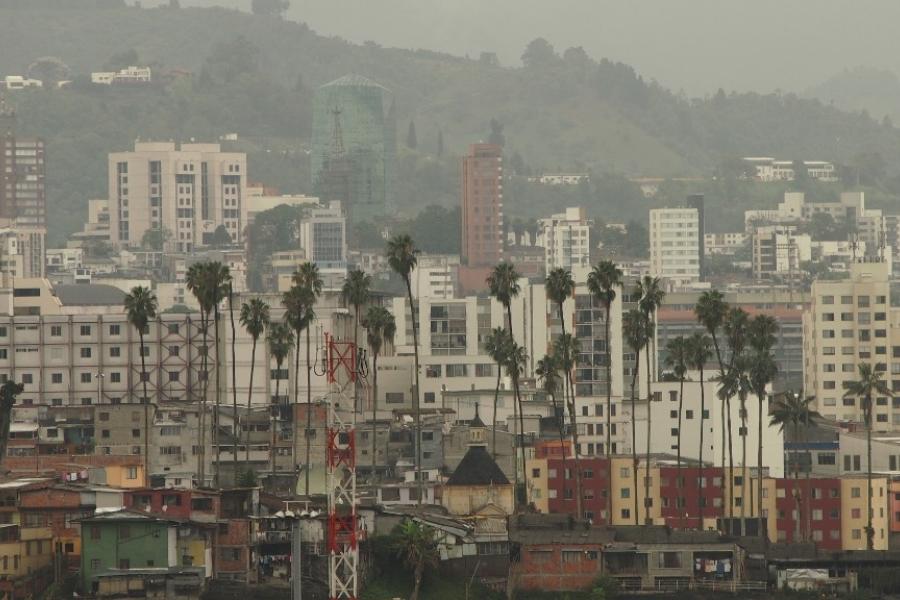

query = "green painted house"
[80,510,176,593]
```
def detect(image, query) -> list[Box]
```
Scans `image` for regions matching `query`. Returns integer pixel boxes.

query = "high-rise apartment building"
[649,207,700,286]
[460,143,503,268]
[0,103,47,278]
[803,259,897,428]
[108,142,248,253]
[537,207,592,271]
[751,225,811,280]
[310,75,395,224]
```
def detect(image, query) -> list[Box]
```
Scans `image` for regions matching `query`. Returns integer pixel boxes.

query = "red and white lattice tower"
[325,333,358,600]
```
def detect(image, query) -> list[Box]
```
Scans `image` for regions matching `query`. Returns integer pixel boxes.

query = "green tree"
[266,323,293,477]
[536,353,567,483]
[392,520,439,600]
[770,389,818,541]
[748,314,778,542]
[406,120,418,149]
[0,381,24,470]
[664,336,688,508]
[282,282,315,494]
[386,234,423,502]
[696,289,731,513]
[687,332,713,529]
[587,260,622,518]
[141,227,171,251]
[546,267,577,497]
[198,262,231,488]
[342,268,371,411]
[124,285,158,487]
[554,333,581,515]
[292,262,323,494]
[844,364,891,550]
[484,327,512,459]
[718,354,753,521]
[363,306,395,479]
[240,298,270,463]
[521,37,557,68]
[636,276,664,524]
[622,309,648,525]
[505,341,528,506]
[210,224,233,247]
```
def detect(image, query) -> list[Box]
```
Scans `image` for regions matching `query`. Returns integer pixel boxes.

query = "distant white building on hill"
[742,157,838,182]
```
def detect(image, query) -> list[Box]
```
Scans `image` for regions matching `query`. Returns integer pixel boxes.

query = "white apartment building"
[632,377,784,478]
[704,232,748,256]
[299,201,346,271]
[742,158,838,182]
[90,67,152,85]
[410,254,459,299]
[649,207,700,286]
[527,174,590,185]
[751,226,811,280]
[537,206,592,271]
[108,142,248,252]
[803,259,899,429]
[245,186,319,225]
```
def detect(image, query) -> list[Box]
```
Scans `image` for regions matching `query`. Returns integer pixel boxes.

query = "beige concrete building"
[803,259,896,427]
[840,476,889,550]
[649,207,700,287]
[108,142,248,252]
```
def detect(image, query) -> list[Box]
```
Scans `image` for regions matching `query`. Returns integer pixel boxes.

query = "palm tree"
[546,267,576,435]
[227,281,239,480]
[124,285,158,487]
[664,336,688,509]
[363,305,396,480]
[293,263,323,495]
[637,276,664,525]
[283,284,315,494]
[0,380,24,469]
[748,314,778,543]
[186,262,213,485]
[623,309,648,525]
[392,520,439,600]
[506,341,528,505]
[587,260,622,511]
[718,355,754,521]
[342,268,372,412]
[536,354,568,493]
[845,363,891,550]
[484,327,512,459]
[554,333,582,516]
[721,307,750,501]
[208,263,232,488]
[696,290,732,497]
[266,323,294,478]
[386,234,422,502]
[770,389,818,541]
[687,332,712,529]
[240,298,270,463]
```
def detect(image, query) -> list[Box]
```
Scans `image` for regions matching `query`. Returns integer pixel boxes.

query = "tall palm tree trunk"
[272,376,280,477]
[804,424,812,543]
[603,305,614,524]
[229,290,238,482]
[246,338,257,464]
[140,329,150,487]
[793,422,801,542]
[676,373,685,526]
[740,398,747,521]
[555,302,572,511]
[304,329,312,495]
[198,310,208,485]
[644,343,652,525]
[867,395,874,550]
[506,304,528,510]
[213,305,221,488]
[711,337,734,522]
[293,334,302,492]
[405,280,423,506]
[757,392,765,544]
[630,354,640,525]
[491,369,501,459]
[698,366,706,530]
[513,373,527,506]
[371,352,379,480]
[725,395,735,522]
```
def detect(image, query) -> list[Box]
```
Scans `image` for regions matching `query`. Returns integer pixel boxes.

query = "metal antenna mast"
[325,332,359,600]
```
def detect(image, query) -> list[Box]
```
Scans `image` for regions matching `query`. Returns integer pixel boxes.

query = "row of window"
[820,295,886,307]
[0,323,185,338]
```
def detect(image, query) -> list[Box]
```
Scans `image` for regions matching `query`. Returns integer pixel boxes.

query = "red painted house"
[545,457,609,523]
[773,477,842,549]
[658,466,725,529]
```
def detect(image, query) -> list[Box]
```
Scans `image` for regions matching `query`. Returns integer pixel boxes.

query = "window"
[852,529,862,540]
[109,324,120,335]
[852,487,861,498]
[51,373,62,384]
[168,324,179,334]
[169,371,179,382]
[110,347,121,358]
[110,372,121,383]
[659,552,682,568]
[50,325,62,337]
[21,374,32,384]
[475,364,493,377]
[620,488,630,499]
[169,346,180,357]
[80,347,91,358]
[446,364,467,377]
[118,558,130,569]
[386,392,404,404]
[685,410,693,419]
[80,325,92,336]
[80,373,92,383]
[423,392,435,403]
[425,365,441,378]
[621,509,630,519]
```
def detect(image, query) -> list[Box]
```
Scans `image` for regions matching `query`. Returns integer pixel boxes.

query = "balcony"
[255,530,293,544]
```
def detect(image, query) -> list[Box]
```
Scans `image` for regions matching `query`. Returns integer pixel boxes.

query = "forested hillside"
[3,2,900,243]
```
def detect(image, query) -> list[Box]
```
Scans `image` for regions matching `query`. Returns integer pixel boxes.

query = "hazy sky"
[177,0,900,94]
